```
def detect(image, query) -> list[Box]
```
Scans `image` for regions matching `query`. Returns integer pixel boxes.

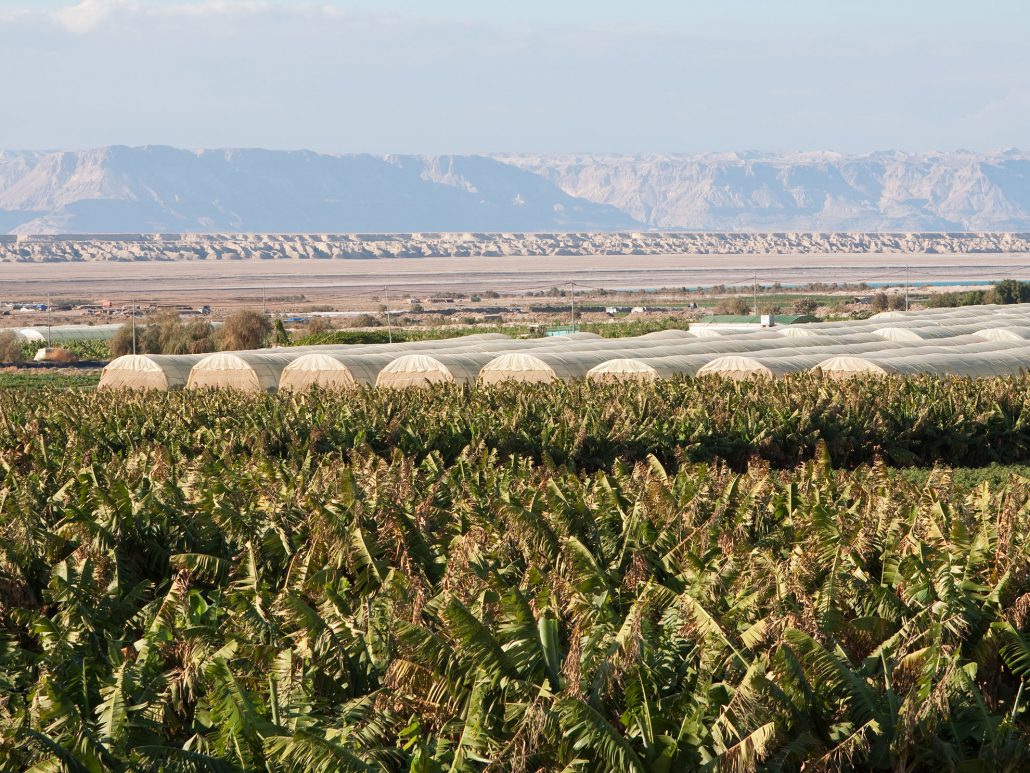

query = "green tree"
[992,279,1030,304]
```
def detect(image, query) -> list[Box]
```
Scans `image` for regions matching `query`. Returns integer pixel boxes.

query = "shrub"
[342,314,381,329]
[715,297,752,315]
[217,310,272,351]
[304,317,334,336]
[791,297,819,316]
[926,289,988,308]
[109,311,216,357]
[109,324,136,357]
[0,331,25,363]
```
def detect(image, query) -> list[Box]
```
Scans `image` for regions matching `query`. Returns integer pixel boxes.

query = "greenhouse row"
[99,303,1030,391]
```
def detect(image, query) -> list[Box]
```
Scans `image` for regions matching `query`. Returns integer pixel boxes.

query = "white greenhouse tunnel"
[95,303,1030,391]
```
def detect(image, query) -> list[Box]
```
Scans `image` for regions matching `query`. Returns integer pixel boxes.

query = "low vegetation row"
[1,374,1030,471]
[925,279,1030,309]
[294,318,692,347]
[102,311,692,356]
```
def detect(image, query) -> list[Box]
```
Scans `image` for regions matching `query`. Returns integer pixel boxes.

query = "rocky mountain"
[3,147,1030,234]
[497,151,1030,231]
[0,147,636,234]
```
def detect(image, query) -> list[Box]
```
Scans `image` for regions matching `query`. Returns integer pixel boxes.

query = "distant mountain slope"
[3,147,1030,234]
[0,146,637,234]
[497,151,1030,231]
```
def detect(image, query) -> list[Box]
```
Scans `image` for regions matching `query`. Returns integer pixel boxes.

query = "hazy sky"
[0,0,1027,154]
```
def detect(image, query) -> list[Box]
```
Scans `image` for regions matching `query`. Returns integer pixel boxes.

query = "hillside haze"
[2,146,1030,234]
[500,151,1030,231]
[0,147,635,234]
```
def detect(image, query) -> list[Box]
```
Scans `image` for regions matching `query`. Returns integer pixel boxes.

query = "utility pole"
[46,292,51,347]
[570,280,576,332]
[753,272,759,318]
[262,288,266,316]
[905,265,910,311]
[131,299,137,355]
[385,287,393,343]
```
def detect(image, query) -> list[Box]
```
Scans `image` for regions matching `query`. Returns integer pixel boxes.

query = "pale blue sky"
[0,0,1026,154]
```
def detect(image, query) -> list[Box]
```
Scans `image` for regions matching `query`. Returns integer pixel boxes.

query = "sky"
[0,0,1027,155]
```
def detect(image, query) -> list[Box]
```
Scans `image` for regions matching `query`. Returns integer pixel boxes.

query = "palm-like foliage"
[0,382,1029,770]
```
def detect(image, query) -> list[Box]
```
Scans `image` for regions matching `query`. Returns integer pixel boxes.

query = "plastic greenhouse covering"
[95,302,1030,391]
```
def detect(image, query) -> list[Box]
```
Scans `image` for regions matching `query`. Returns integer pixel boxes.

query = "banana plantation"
[1,379,1030,770]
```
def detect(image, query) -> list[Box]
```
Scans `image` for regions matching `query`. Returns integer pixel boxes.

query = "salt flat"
[1,251,1027,305]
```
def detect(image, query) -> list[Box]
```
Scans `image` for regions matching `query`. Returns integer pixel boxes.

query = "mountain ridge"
[496,150,1030,231]
[0,146,637,234]
[3,146,1030,234]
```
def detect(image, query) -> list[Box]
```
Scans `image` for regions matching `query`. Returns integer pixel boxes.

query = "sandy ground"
[1,252,1028,305]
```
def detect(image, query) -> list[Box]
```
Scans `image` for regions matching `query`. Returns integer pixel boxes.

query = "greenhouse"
[585,359,663,382]
[278,353,403,390]
[93,302,1030,391]
[585,339,911,382]
[8,324,126,342]
[697,354,836,379]
[688,327,783,339]
[633,329,696,340]
[98,354,204,391]
[473,337,842,385]
[816,350,1030,378]
[871,326,985,342]
[279,335,667,391]
[376,353,499,388]
[187,352,304,392]
[973,327,1030,342]
[478,352,632,384]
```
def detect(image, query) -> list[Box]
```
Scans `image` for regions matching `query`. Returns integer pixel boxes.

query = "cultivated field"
[2,377,1030,770]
